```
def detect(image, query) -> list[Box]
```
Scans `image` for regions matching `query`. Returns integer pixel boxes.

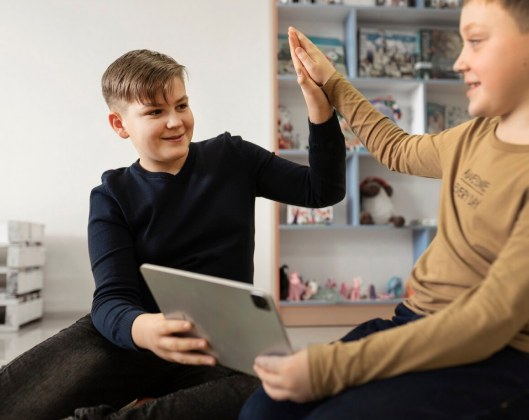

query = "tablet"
[140,264,292,376]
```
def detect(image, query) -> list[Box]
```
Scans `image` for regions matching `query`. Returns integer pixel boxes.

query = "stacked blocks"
[0,221,45,331]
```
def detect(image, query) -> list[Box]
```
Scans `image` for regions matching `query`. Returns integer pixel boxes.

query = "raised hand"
[131,313,216,365]
[288,28,333,124]
[288,27,337,87]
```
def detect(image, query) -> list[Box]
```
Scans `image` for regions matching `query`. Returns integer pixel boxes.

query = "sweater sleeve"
[308,197,529,399]
[234,111,346,207]
[322,71,461,179]
[88,185,146,350]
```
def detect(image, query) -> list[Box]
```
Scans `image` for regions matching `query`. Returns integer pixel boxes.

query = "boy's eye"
[177,103,188,110]
[468,40,481,46]
[148,109,162,116]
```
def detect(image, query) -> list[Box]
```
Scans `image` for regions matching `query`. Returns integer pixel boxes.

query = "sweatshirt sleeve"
[234,111,346,207]
[308,197,529,399]
[322,71,460,179]
[88,185,146,350]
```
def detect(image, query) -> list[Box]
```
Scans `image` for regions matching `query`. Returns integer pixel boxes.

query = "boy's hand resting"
[288,28,333,124]
[288,27,337,87]
[132,313,216,365]
[253,349,314,403]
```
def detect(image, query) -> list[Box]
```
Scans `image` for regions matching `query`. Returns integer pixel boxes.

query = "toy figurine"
[303,280,318,300]
[279,265,290,300]
[278,105,299,150]
[350,277,362,301]
[359,177,405,227]
[387,276,403,298]
[288,271,306,301]
[368,284,377,300]
[339,282,349,299]
[325,278,337,289]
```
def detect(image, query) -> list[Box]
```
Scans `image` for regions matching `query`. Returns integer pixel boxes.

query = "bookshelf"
[275,2,463,327]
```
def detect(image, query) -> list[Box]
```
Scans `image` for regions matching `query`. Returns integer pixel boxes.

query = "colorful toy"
[368,284,377,300]
[359,177,405,227]
[350,277,362,301]
[387,276,403,298]
[339,282,350,299]
[288,271,306,301]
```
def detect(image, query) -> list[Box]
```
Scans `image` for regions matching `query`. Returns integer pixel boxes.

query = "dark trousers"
[0,314,260,420]
[240,304,529,420]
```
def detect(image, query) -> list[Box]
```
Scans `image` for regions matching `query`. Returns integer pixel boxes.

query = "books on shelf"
[287,206,333,225]
[278,35,348,77]
[424,0,461,9]
[415,29,463,80]
[358,28,416,79]
[427,102,471,133]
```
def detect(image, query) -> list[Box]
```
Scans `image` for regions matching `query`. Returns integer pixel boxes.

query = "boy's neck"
[495,103,529,146]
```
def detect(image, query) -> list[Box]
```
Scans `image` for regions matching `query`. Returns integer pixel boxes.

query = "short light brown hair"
[462,0,529,33]
[102,49,187,111]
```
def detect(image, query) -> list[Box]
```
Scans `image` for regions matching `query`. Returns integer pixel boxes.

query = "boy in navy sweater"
[0,46,345,419]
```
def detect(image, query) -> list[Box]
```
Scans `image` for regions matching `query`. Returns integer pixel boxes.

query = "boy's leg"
[241,347,529,420]
[67,371,261,420]
[0,314,243,420]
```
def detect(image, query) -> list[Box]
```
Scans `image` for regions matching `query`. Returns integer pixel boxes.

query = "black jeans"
[0,314,260,420]
[240,304,529,420]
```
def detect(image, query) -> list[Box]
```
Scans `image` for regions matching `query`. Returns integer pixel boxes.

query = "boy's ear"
[108,112,129,139]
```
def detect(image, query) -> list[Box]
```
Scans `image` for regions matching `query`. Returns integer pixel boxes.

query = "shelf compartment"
[279,224,437,231]
[279,299,403,327]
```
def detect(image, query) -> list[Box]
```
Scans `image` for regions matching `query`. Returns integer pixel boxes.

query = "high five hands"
[288,27,334,125]
[288,26,337,87]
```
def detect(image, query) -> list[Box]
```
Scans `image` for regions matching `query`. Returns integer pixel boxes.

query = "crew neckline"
[131,142,197,180]
[489,119,529,153]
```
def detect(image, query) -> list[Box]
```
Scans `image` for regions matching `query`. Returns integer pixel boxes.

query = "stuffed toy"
[359,177,405,227]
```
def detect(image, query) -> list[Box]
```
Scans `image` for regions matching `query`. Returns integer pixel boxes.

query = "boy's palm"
[288,28,333,124]
[288,27,336,87]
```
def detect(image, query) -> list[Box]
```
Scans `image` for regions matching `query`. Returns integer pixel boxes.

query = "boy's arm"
[307,199,529,399]
[290,27,453,179]
[89,186,215,365]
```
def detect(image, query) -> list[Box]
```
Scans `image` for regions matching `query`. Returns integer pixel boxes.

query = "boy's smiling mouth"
[466,81,481,96]
[162,133,185,142]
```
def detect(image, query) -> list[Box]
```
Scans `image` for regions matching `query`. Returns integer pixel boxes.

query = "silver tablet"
[140,264,292,376]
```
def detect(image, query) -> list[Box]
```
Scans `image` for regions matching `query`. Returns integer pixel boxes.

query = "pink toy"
[288,271,306,301]
[325,278,337,289]
[339,282,349,299]
[350,277,361,301]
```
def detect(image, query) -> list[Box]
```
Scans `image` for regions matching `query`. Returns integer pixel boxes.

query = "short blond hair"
[102,49,187,111]
[462,0,529,32]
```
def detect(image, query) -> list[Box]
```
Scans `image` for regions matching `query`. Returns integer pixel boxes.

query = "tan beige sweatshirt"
[307,71,529,400]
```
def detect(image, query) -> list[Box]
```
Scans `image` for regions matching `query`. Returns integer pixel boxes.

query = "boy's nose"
[453,49,468,74]
[167,115,183,129]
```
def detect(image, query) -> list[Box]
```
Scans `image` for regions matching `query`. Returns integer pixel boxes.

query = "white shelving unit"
[276,3,463,327]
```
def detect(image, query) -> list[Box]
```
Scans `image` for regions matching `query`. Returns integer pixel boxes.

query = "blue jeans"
[0,314,260,420]
[240,304,529,420]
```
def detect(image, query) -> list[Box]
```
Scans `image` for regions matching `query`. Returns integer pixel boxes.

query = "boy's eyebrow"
[461,22,488,33]
[142,95,189,108]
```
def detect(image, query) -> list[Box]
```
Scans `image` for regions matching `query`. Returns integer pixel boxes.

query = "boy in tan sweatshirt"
[240,1,529,418]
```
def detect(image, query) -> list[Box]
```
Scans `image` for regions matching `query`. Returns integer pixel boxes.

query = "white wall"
[0,0,276,312]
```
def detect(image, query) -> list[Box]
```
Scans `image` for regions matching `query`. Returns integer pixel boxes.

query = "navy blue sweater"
[88,114,345,350]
